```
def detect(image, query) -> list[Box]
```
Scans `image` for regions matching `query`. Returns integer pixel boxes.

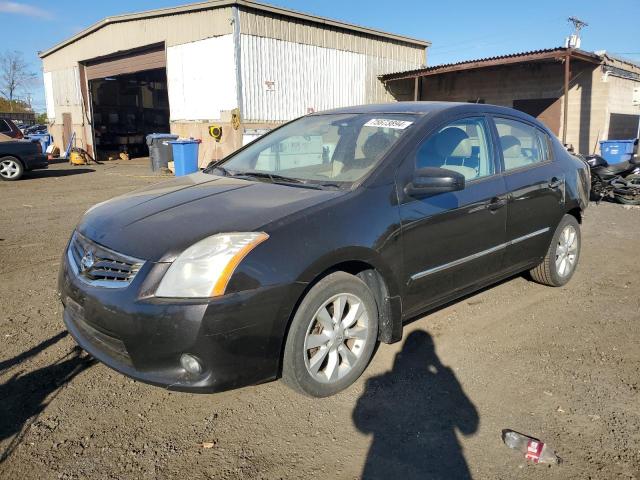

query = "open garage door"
[85,45,170,160]
[85,44,166,80]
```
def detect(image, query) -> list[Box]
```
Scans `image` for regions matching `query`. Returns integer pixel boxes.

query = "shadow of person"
[353,330,478,479]
[0,343,95,463]
[0,331,68,373]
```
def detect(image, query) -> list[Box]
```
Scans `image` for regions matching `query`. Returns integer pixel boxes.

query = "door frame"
[394,111,509,315]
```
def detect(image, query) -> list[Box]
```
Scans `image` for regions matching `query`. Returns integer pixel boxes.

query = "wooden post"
[414,76,419,101]
[562,51,571,145]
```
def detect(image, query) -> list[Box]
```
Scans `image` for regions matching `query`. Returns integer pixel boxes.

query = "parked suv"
[59,102,589,397]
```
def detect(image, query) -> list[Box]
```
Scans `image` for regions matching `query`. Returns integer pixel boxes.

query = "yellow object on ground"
[69,150,86,165]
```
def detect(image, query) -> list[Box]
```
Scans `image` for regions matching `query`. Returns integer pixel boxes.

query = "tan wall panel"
[170,122,243,167]
[42,8,233,71]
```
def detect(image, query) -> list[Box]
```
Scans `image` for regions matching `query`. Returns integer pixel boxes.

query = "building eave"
[39,0,430,59]
[379,47,603,82]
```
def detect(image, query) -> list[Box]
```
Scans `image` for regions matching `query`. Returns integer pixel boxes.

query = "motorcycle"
[581,154,640,205]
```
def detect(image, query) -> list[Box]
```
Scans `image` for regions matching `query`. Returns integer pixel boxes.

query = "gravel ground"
[1,159,639,479]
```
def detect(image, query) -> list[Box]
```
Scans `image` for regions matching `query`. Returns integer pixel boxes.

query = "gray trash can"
[146,133,179,171]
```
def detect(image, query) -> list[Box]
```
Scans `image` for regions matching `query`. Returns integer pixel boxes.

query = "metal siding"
[52,68,82,108]
[43,72,55,120]
[240,34,366,122]
[239,8,425,61]
[41,8,233,72]
[166,35,238,121]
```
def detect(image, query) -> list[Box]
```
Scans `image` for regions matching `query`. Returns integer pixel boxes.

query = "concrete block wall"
[604,73,640,140]
[418,63,565,107]
[564,63,606,154]
[385,60,619,155]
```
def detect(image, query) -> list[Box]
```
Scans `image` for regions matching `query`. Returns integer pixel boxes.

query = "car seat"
[416,127,478,180]
[500,135,530,170]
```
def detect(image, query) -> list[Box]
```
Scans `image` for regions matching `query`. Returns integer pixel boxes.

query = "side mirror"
[404,167,465,198]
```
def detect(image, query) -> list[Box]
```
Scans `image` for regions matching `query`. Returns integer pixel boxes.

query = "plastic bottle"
[502,430,560,464]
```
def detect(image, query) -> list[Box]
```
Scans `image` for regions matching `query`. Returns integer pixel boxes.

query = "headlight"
[155,232,269,298]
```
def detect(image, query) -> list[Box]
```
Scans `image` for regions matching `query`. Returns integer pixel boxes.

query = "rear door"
[398,115,508,317]
[491,116,565,271]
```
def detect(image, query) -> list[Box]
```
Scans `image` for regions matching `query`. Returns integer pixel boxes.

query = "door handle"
[548,177,563,189]
[487,197,507,211]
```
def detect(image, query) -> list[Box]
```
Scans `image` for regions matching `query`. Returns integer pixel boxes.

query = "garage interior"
[84,44,169,160]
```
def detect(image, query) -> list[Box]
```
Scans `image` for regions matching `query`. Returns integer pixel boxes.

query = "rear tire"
[530,215,581,287]
[614,174,640,205]
[282,272,378,397]
[0,156,24,181]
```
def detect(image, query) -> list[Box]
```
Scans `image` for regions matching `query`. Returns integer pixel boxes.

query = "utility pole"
[568,16,588,37]
[566,17,588,48]
[562,17,588,145]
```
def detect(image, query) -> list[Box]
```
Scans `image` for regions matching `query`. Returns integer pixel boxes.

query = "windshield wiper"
[204,164,231,176]
[233,171,306,184]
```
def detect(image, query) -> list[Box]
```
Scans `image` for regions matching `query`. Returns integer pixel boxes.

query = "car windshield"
[212,113,418,187]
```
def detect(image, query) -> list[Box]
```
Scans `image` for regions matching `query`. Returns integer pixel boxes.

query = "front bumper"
[58,249,305,393]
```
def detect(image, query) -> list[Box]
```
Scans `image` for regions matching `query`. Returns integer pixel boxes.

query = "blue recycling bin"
[170,140,200,176]
[26,133,52,153]
[599,139,638,164]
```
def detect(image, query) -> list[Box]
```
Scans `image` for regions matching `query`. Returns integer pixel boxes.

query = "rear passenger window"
[0,120,10,133]
[495,118,550,171]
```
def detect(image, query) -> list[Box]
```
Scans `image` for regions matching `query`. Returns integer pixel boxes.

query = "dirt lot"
[1,159,639,479]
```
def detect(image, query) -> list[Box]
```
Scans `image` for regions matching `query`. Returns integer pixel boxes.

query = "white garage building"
[39,0,429,164]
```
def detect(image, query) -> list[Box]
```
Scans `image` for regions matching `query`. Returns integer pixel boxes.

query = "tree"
[0,51,36,112]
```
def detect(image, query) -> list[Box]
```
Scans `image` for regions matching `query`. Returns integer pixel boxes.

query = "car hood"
[77,172,343,261]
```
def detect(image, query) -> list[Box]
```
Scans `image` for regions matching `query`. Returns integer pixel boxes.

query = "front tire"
[530,215,581,287]
[0,156,24,181]
[282,272,379,397]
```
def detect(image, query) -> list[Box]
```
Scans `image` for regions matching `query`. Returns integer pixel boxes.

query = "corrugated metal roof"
[39,0,430,59]
[380,47,603,81]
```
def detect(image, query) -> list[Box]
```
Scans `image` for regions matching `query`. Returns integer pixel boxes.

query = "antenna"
[568,16,588,35]
[566,17,588,48]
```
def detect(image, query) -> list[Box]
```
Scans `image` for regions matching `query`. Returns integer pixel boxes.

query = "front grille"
[67,231,144,288]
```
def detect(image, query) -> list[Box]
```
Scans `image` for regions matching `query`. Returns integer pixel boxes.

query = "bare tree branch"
[0,51,37,112]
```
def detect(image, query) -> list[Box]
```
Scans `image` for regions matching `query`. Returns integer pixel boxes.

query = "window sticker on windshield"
[364,119,414,130]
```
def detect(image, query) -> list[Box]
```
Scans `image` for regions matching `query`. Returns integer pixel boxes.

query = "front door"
[398,116,508,317]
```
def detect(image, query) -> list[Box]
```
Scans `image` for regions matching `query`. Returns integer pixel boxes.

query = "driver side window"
[415,117,494,181]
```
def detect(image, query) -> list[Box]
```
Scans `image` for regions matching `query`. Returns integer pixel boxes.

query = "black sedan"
[0,137,48,180]
[58,102,589,397]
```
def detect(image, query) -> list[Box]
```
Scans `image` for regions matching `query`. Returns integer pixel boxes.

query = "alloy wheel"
[555,224,578,277]
[0,159,20,179]
[304,293,369,384]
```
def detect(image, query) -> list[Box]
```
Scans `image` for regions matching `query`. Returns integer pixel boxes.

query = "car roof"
[311,101,532,119]
[310,101,549,134]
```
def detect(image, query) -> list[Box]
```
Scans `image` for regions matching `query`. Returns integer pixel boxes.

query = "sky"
[1,0,639,112]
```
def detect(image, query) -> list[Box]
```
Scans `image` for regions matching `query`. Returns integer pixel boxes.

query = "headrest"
[362,132,393,160]
[500,135,522,158]
[435,127,471,158]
